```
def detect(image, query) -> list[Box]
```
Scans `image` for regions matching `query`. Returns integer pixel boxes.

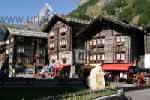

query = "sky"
[0,0,79,17]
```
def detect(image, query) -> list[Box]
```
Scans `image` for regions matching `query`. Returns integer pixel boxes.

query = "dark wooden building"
[0,28,9,72]
[76,15,145,69]
[5,28,48,77]
[43,15,89,76]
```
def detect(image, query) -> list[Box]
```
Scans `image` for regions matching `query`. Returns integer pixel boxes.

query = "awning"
[102,63,134,71]
[83,64,100,69]
[23,64,33,68]
[54,64,70,69]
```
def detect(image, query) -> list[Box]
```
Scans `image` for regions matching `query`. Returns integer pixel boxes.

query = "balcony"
[17,53,26,57]
[60,32,66,36]
[50,36,54,39]
[49,47,55,50]
[97,43,104,48]
[33,54,43,58]
[116,42,124,46]
[115,47,126,53]
[116,60,124,63]
[90,45,96,48]
[60,45,66,48]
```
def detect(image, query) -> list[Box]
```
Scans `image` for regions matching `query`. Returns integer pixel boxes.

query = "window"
[62,53,69,60]
[116,53,125,60]
[36,59,40,64]
[97,55,101,60]
[39,59,43,63]
[97,39,101,44]
[26,58,29,63]
[102,38,105,44]
[10,38,14,43]
[50,31,54,37]
[21,57,26,63]
[17,37,24,41]
[90,40,93,45]
[93,55,96,60]
[49,42,54,48]
[60,39,67,47]
[17,47,24,53]
[97,37,105,45]
[121,53,125,60]
[79,52,85,60]
[59,25,67,33]
[50,55,57,60]
[18,57,21,63]
[40,49,43,54]
[116,36,121,42]
[101,54,105,60]
[90,55,93,61]
[97,54,105,61]
[116,36,125,42]
[121,36,125,42]
[10,48,13,53]
[116,53,121,60]
[37,49,43,54]
[93,39,96,45]
[6,49,9,54]
[6,40,9,44]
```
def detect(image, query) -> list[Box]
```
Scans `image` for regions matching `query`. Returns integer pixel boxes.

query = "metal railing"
[35,88,117,100]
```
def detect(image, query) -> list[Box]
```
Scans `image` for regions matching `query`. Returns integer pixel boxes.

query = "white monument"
[87,65,105,91]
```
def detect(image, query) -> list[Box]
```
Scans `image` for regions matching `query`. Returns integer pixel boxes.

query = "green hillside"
[69,0,150,27]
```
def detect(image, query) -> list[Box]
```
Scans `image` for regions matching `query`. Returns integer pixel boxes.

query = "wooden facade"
[5,29,48,76]
[77,16,145,67]
[43,15,89,69]
[0,28,9,71]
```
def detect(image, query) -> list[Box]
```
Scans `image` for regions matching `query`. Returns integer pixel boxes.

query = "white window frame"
[50,31,54,37]
[101,38,105,44]
[17,47,24,53]
[90,40,93,45]
[116,36,121,42]
[49,42,54,48]
[101,54,105,60]
[93,39,96,45]
[121,53,125,60]
[97,55,101,60]
[121,36,125,42]
[116,53,121,60]
[97,39,101,44]
[90,55,93,60]
[93,55,96,60]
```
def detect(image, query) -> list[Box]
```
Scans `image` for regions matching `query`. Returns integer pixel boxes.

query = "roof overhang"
[76,15,145,41]
[42,15,89,33]
[9,28,48,38]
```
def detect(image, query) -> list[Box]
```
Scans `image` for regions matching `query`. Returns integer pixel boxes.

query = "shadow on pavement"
[105,95,132,100]
[123,86,150,92]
